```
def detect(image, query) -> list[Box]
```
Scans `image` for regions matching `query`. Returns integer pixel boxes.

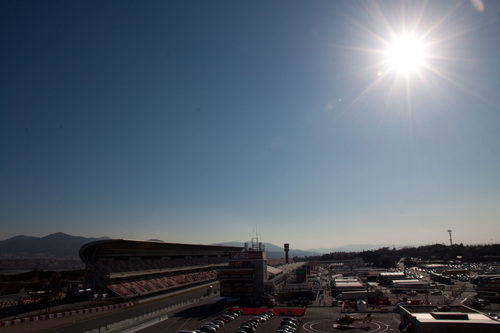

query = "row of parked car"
[177,309,243,333]
[236,311,274,333]
[178,311,299,333]
[276,317,298,333]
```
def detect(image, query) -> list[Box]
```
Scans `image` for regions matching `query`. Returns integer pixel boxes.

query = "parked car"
[280,324,296,331]
[199,326,216,333]
[282,317,298,324]
[280,320,297,328]
[238,326,255,333]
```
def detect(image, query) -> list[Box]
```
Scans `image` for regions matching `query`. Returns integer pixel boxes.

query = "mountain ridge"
[306,244,399,253]
[212,242,396,257]
[1,233,394,260]
[0,233,109,259]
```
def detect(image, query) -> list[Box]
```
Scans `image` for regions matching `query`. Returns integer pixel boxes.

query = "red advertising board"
[228,307,306,317]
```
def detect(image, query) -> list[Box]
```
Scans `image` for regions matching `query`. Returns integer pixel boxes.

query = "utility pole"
[447,229,453,246]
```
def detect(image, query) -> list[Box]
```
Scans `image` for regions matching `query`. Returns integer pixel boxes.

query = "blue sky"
[1,1,499,249]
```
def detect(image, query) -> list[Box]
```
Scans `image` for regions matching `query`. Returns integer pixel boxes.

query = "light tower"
[447,229,453,246]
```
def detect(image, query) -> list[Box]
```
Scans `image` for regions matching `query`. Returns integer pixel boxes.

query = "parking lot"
[168,305,402,333]
[176,312,299,332]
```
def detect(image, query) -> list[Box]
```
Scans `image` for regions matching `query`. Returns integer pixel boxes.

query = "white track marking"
[369,320,390,333]
[367,321,381,332]
[302,319,390,333]
[302,320,326,333]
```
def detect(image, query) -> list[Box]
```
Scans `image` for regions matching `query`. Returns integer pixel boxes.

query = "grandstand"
[79,240,242,298]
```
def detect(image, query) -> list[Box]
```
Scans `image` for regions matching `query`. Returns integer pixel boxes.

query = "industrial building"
[379,271,406,285]
[391,279,431,292]
[430,272,453,285]
[398,305,500,333]
[331,276,365,296]
[277,282,317,306]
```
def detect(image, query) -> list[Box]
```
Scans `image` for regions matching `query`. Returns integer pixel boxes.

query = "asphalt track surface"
[52,287,216,333]
[3,283,218,333]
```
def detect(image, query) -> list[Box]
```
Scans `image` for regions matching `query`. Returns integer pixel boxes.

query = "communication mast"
[251,225,264,251]
[447,229,453,246]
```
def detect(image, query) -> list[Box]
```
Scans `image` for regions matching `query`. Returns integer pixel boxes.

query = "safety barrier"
[0,302,135,327]
[85,295,212,333]
[84,308,168,333]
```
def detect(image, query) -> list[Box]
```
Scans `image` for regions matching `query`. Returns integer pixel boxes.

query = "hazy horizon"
[1,231,497,253]
[2,1,500,249]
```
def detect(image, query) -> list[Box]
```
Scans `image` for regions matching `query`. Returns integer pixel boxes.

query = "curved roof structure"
[80,239,243,263]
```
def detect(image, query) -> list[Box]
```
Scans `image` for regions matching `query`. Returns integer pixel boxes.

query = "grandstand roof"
[80,239,243,263]
[267,266,283,276]
[379,272,405,277]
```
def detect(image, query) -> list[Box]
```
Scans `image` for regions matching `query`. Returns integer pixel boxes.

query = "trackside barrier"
[0,302,135,327]
[85,295,210,333]
[85,308,169,333]
[228,307,306,316]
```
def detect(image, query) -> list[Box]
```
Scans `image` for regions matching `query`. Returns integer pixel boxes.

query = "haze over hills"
[212,242,399,258]
[307,244,399,253]
[213,242,321,259]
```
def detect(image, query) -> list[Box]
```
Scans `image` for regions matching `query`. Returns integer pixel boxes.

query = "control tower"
[218,241,268,304]
[284,243,289,264]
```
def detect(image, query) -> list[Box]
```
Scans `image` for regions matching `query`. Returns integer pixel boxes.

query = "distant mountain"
[0,233,393,261]
[213,242,400,257]
[0,232,109,259]
[213,242,320,259]
[307,244,396,254]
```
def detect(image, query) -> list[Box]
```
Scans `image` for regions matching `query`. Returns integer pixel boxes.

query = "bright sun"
[345,1,470,114]
[385,34,427,74]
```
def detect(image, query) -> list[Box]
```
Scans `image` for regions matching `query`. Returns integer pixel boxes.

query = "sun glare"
[344,1,477,115]
[385,34,426,74]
